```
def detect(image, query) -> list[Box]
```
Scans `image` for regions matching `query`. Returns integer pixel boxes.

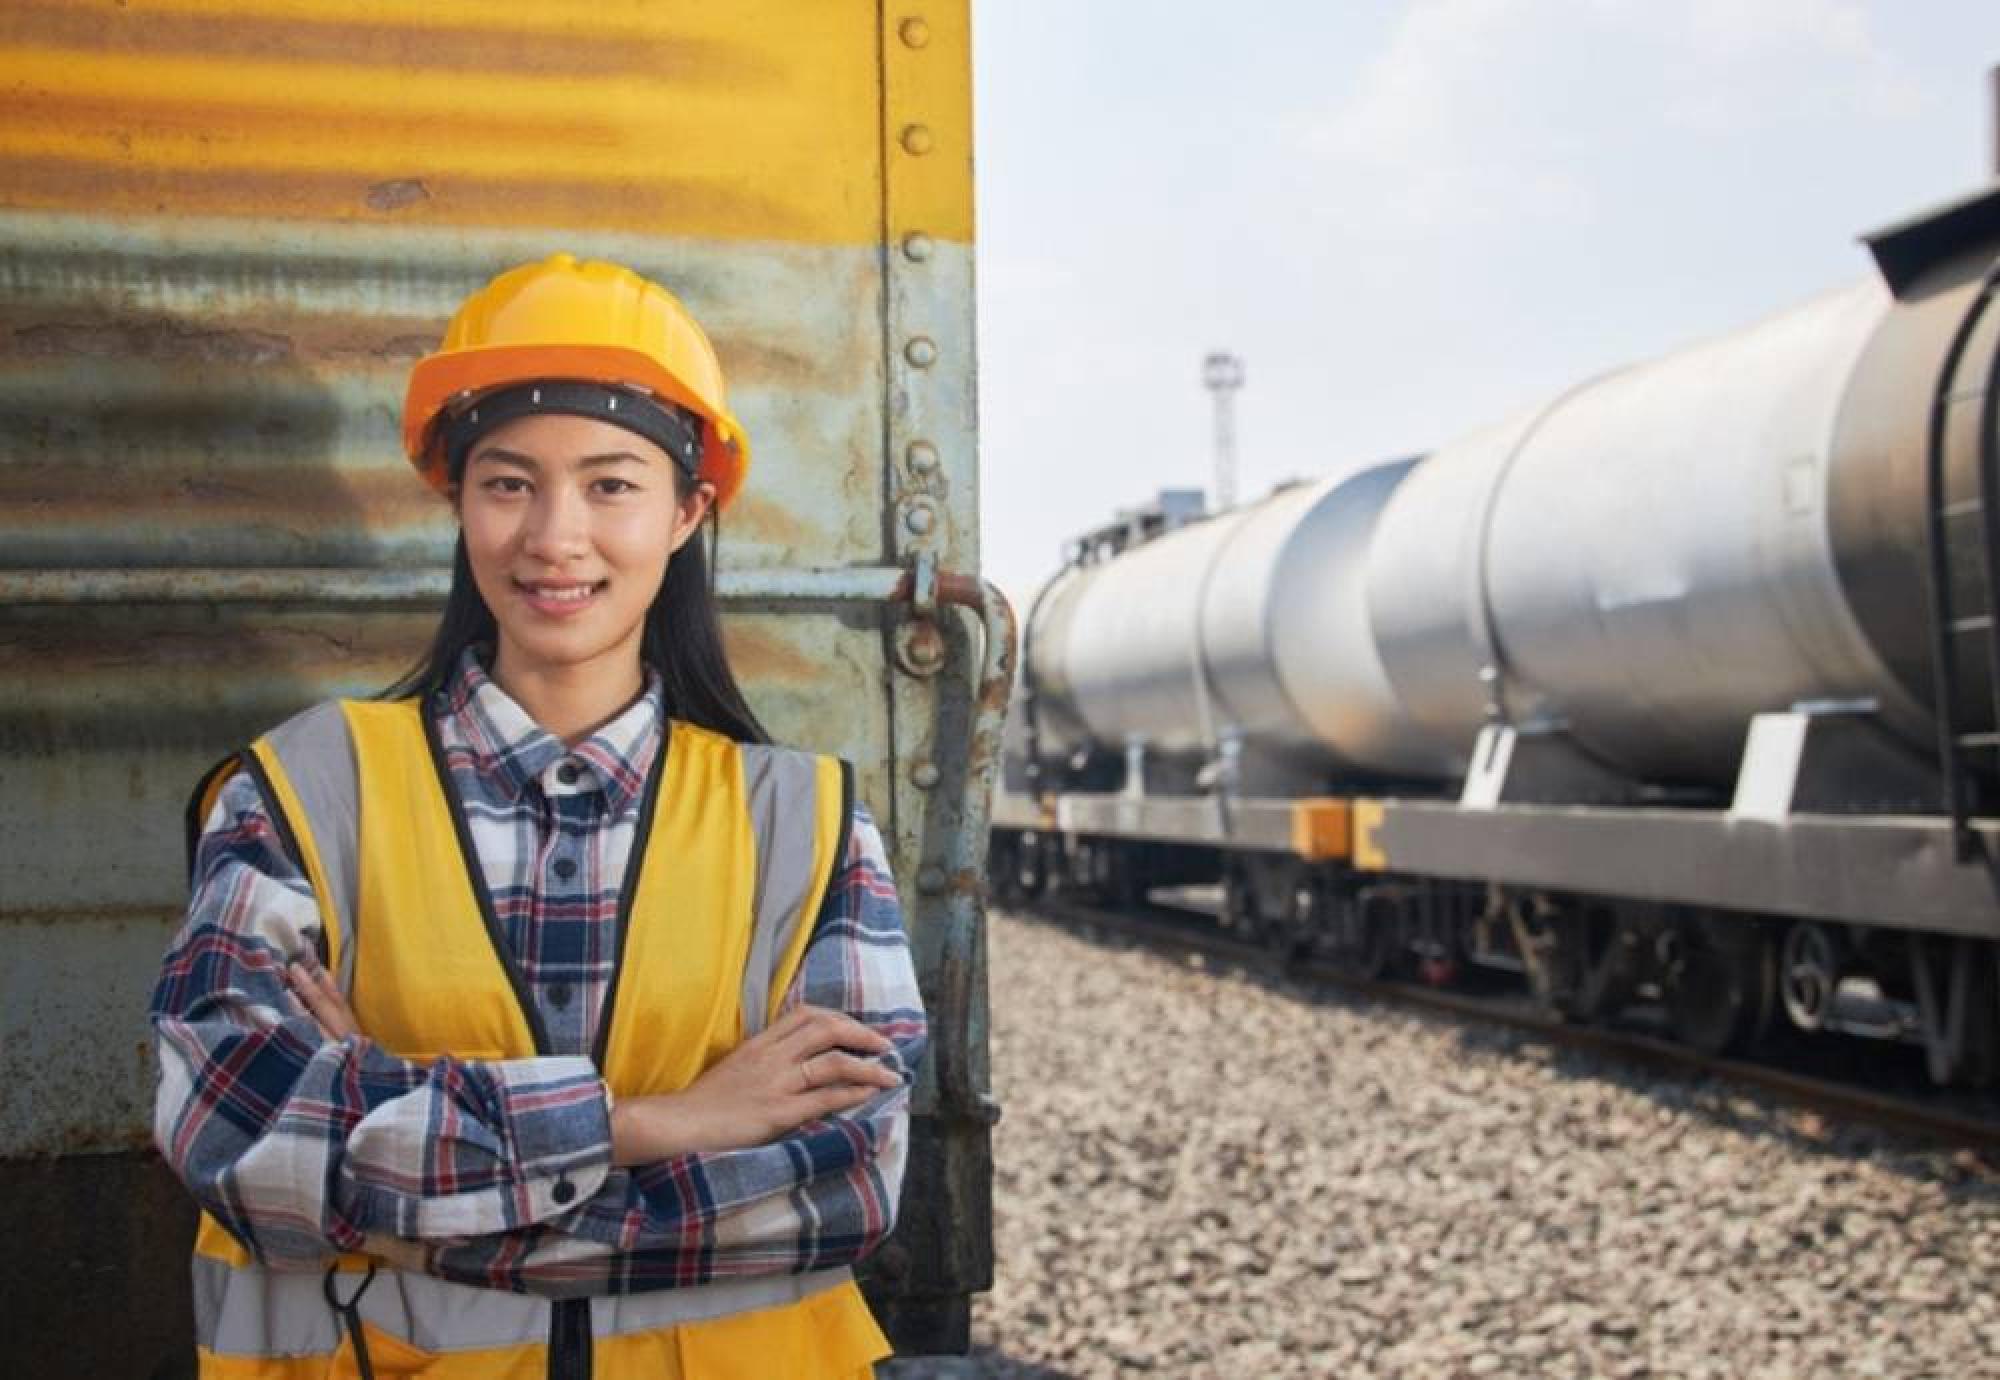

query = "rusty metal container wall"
[0,2,989,1371]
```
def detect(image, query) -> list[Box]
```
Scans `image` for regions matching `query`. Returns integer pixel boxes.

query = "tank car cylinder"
[1369,280,1918,783]
[1023,464,1449,783]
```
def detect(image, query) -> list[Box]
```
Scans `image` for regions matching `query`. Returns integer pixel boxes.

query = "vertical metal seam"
[874,0,904,853]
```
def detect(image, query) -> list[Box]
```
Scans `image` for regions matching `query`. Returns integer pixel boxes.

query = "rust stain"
[0,154,815,238]
[0,3,775,84]
[721,623,834,687]
[0,454,432,495]
[722,495,814,553]
[7,89,620,158]
[716,338,853,395]
[364,178,430,213]
[5,315,861,390]
[2,306,442,369]
[13,317,298,366]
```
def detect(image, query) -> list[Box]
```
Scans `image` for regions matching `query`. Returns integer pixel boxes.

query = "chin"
[488,612,641,673]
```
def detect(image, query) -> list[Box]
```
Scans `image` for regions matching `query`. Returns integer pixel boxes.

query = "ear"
[668,482,717,555]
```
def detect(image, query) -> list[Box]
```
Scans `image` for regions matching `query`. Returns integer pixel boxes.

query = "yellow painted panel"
[1288,798,1352,863]
[1351,799,1388,872]
[0,0,974,245]
[882,4,976,243]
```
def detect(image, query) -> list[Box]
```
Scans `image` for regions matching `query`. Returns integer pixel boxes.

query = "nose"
[521,481,591,565]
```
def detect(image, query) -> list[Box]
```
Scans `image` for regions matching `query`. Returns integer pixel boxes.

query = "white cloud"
[1289,0,1927,240]
[973,0,1984,601]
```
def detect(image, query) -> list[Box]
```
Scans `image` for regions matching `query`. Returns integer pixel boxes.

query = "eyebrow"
[468,447,658,472]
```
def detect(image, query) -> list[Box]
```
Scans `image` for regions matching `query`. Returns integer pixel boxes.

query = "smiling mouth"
[513,578,607,611]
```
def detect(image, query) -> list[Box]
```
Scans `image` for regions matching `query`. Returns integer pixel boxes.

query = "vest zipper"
[549,1298,592,1380]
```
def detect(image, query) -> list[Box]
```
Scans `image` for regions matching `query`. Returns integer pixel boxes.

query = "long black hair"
[381,469,769,745]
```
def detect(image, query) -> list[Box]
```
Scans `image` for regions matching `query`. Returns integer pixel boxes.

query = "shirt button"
[552,856,578,881]
[551,1176,576,1206]
[547,983,573,1010]
[556,762,581,786]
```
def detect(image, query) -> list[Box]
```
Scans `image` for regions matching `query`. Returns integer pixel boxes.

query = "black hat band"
[442,381,703,484]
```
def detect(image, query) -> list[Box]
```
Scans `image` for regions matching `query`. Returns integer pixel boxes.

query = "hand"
[610,1005,902,1166]
[285,951,361,1042]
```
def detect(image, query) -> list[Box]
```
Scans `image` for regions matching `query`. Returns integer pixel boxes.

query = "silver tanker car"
[995,181,2000,1085]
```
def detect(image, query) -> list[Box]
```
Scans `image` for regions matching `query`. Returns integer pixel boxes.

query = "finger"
[306,964,356,1035]
[781,1010,893,1058]
[804,1050,901,1090]
[286,962,343,1039]
[737,1004,815,1055]
[309,962,349,1012]
[310,963,363,1037]
[288,960,358,1040]
[764,1004,819,1041]
[801,1082,886,1123]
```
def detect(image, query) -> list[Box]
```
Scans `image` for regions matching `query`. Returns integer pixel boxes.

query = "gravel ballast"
[940,909,2000,1378]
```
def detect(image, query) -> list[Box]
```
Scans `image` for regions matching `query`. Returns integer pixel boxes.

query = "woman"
[150,255,925,1379]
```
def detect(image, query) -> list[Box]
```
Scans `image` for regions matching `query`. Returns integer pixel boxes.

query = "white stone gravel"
[936,910,2000,1379]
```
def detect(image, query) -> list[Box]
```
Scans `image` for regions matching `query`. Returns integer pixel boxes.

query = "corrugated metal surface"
[0,0,988,1369]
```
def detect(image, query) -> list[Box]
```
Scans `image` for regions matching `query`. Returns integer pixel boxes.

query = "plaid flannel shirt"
[150,648,926,1294]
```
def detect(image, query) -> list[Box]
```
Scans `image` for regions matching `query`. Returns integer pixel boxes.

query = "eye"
[592,477,641,496]
[481,475,531,496]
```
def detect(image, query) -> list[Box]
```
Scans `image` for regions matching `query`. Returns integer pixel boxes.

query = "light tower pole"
[1202,350,1245,512]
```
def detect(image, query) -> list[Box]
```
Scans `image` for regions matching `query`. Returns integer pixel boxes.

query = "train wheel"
[1662,915,1776,1056]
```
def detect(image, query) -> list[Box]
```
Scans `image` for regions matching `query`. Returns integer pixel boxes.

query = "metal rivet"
[901,124,934,156]
[917,865,947,895]
[899,17,930,49]
[904,336,938,368]
[911,761,941,789]
[896,620,946,676]
[906,440,940,473]
[904,504,936,536]
[902,231,934,262]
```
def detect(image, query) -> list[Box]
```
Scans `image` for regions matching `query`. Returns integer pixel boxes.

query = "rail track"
[1014,893,2000,1155]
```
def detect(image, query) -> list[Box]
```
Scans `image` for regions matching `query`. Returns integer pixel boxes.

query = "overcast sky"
[972,1,2000,606]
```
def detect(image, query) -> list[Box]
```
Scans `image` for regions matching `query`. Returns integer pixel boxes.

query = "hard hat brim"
[403,342,749,510]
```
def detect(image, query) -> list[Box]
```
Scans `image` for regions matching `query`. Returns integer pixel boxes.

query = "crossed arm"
[287,953,897,1162]
[151,769,926,1286]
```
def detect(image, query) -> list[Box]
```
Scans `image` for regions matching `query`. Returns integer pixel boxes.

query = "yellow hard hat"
[403,254,750,510]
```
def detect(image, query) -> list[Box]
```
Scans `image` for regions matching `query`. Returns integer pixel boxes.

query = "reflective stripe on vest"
[192,698,884,1379]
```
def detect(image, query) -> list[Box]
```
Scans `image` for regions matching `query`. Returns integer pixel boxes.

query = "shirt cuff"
[346,1054,614,1239]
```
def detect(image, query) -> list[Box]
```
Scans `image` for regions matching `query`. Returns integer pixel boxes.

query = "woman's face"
[455,410,712,687]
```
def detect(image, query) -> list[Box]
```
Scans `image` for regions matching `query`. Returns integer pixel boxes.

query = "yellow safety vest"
[187,698,890,1379]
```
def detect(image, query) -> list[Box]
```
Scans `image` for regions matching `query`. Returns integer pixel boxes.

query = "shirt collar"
[438,646,663,815]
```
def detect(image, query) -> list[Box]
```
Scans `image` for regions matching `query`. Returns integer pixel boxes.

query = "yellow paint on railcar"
[1288,798,1352,862]
[0,0,973,245]
[1351,799,1388,871]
